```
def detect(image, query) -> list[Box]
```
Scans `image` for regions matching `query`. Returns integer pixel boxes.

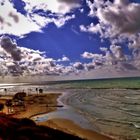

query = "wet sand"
[38,118,113,140]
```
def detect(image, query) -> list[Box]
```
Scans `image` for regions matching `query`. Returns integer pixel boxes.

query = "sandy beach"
[39,118,113,140]
[0,92,114,140]
[13,93,61,118]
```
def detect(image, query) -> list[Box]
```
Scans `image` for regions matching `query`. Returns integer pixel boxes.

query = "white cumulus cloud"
[0,0,41,36]
[83,0,140,38]
[0,0,81,36]
[0,36,74,77]
[57,55,70,62]
[23,0,80,15]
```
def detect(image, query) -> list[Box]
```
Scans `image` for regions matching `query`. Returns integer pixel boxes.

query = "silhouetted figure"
[5,100,12,114]
[4,88,7,95]
[39,89,43,94]
[35,88,38,94]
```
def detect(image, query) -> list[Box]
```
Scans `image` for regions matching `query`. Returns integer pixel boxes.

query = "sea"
[0,77,140,140]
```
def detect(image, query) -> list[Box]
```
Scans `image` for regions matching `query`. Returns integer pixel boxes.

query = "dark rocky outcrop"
[0,114,83,140]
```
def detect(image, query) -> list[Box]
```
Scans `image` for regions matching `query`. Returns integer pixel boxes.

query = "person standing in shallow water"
[4,88,7,95]
[5,100,12,114]
[35,88,38,95]
[39,88,43,94]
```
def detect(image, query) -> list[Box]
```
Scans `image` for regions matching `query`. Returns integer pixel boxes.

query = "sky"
[0,0,140,81]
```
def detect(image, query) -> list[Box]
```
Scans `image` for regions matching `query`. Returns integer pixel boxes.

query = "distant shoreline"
[0,76,140,90]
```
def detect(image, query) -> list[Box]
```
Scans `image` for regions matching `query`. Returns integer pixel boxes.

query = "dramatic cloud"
[80,23,102,34]
[110,45,125,61]
[73,62,85,70]
[129,35,140,49]
[0,36,74,77]
[0,0,140,79]
[8,12,19,23]
[100,47,108,52]
[0,0,41,36]
[58,0,80,4]
[117,62,137,71]
[79,0,140,72]
[82,51,103,60]
[97,1,140,35]
[50,14,75,28]
[85,63,95,71]
[84,0,140,41]
[23,0,80,15]
[0,36,22,61]
[81,42,139,72]
[0,0,81,36]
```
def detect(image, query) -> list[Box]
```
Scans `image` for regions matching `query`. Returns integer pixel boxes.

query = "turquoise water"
[46,77,140,89]
[1,77,140,89]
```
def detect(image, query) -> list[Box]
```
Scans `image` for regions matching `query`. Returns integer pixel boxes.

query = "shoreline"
[1,89,137,140]
[29,91,115,140]
[0,91,114,140]
[0,91,115,140]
